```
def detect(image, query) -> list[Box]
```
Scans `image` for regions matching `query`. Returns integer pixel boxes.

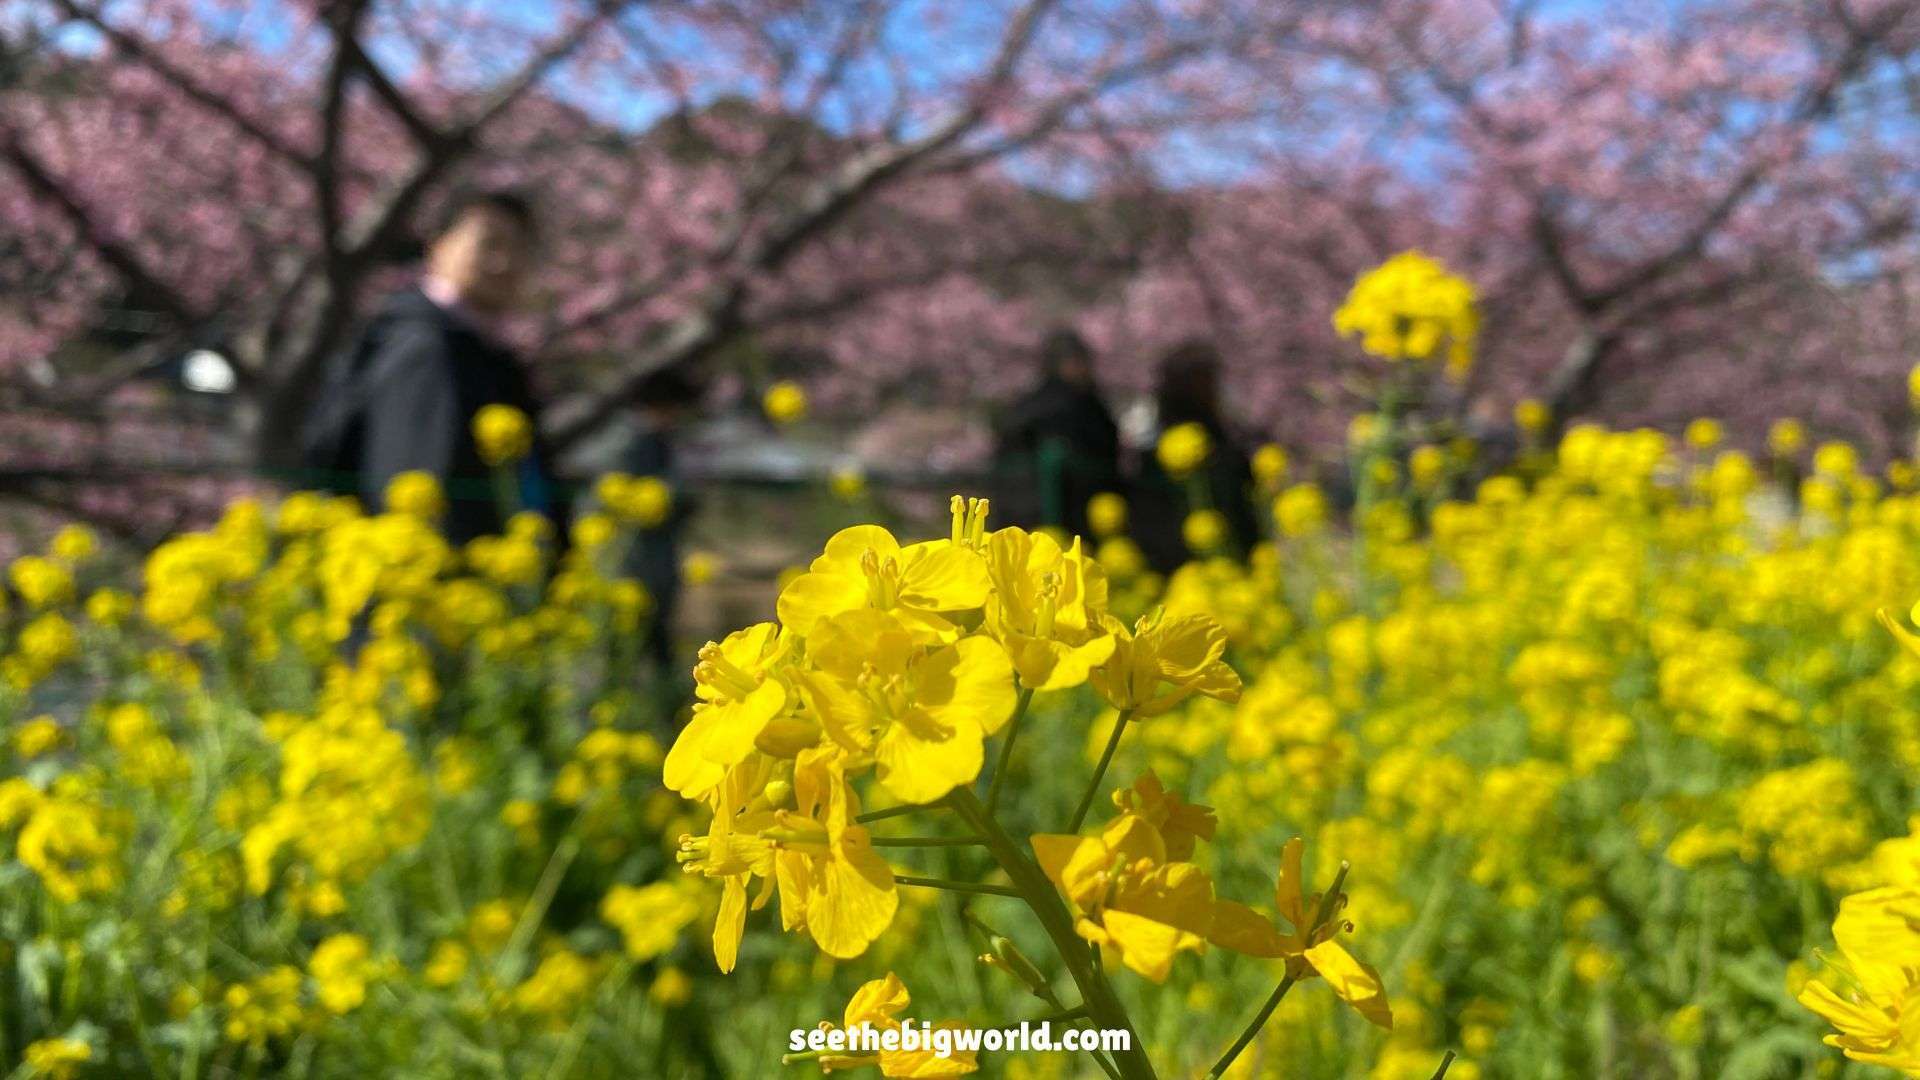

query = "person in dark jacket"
[1132,340,1260,573]
[991,329,1122,540]
[338,189,565,542]
[617,365,705,672]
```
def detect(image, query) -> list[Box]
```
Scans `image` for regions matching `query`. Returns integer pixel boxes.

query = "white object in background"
[181,349,237,394]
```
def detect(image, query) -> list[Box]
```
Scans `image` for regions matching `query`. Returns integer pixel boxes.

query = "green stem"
[1083,1038,1124,1080]
[544,956,633,1080]
[1313,863,1351,930]
[1068,710,1133,833]
[1036,1004,1090,1025]
[1430,1050,1457,1079]
[893,875,1021,898]
[496,835,580,983]
[1205,974,1298,1080]
[856,803,939,825]
[870,835,986,848]
[946,787,1157,1080]
[986,686,1036,814]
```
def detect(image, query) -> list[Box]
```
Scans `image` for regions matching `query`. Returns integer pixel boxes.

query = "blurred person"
[1132,340,1259,572]
[618,364,706,672]
[990,329,1121,540]
[301,189,565,543]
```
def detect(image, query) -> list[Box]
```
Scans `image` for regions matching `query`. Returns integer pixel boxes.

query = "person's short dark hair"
[433,188,538,243]
[632,364,706,410]
[1039,328,1094,377]
[1155,338,1224,430]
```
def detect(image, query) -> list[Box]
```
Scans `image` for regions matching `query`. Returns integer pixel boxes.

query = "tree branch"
[0,130,201,327]
[50,0,316,170]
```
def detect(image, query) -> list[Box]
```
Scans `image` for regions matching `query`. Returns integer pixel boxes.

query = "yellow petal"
[1304,940,1392,1029]
[1274,838,1308,927]
[1186,660,1243,703]
[1878,608,1920,660]
[1012,634,1115,692]
[1834,887,1920,1002]
[1032,833,1089,884]
[715,621,781,673]
[698,680,788,768]
[820,524,902,567]
[1151,615,1228,679]
[776,571,867,636]
[1098,908,1188,983]
[775,850,812,933]
[1113,862,1215,940]
[807,839,899,959]
[713,877,747,973]
[1799,980,1899,1047]
[900,542,990,611]
[663,705,728,798]
[810,609,918,678]
[1100,814,1168,869]
[917,637,1017,735]
[799,670,878,756]
[844,972,910,1029]
[1209,899,1288,958]
[875,706,983,805]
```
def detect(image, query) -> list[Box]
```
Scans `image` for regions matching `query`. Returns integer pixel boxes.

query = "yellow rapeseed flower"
[799,609,1014,803]
[830,466,867,501]
[10,556,75,609]
[1033,808,1214,982]
[1252,444,1288,489]
[310,933,375,1014]
[1156,422,1211,478]
[775,518,989,642]
[802,972,980,1076]
[597,473,673,527]
[50,524,97,564]
[1800,887,1920,1072]
[1209,837,1392,1028]
[472,403,533,466]
[682,551,719,587]
[23,1037,92,1079]
[1770,418,1806,456]
[1182,510,1228,553]
[385,471,446,520]
[650,966,694,1007]
[1087,492,1128,538]
[763,381,808,425]
[1333,250,1478,378]
[602,880,703,961]
[14,716,63,759]
[1091,609,1242,716]
[1684,418,1723,451]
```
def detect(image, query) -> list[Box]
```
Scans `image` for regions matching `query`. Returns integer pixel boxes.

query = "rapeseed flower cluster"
[9,332,1920,1076]
[1081,412,1920,1076]
[0,472,717,1076]
[1332,250,1478,378]
[661,495,1404,1078]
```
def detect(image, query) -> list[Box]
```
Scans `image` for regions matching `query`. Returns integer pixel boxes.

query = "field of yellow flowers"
[4,418,1920,1078]
[8,251,1920,1078]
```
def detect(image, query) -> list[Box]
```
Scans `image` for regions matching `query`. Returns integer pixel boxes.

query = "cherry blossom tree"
[1,0,1293,520]
[5,0,1920,541]
[1092,0,1920,458]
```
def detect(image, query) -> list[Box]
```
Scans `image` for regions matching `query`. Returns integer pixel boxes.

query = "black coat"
[991,377,1122,538]
[345,288,566,543]
[618,422,695,668]
[1131,421,1260,574]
